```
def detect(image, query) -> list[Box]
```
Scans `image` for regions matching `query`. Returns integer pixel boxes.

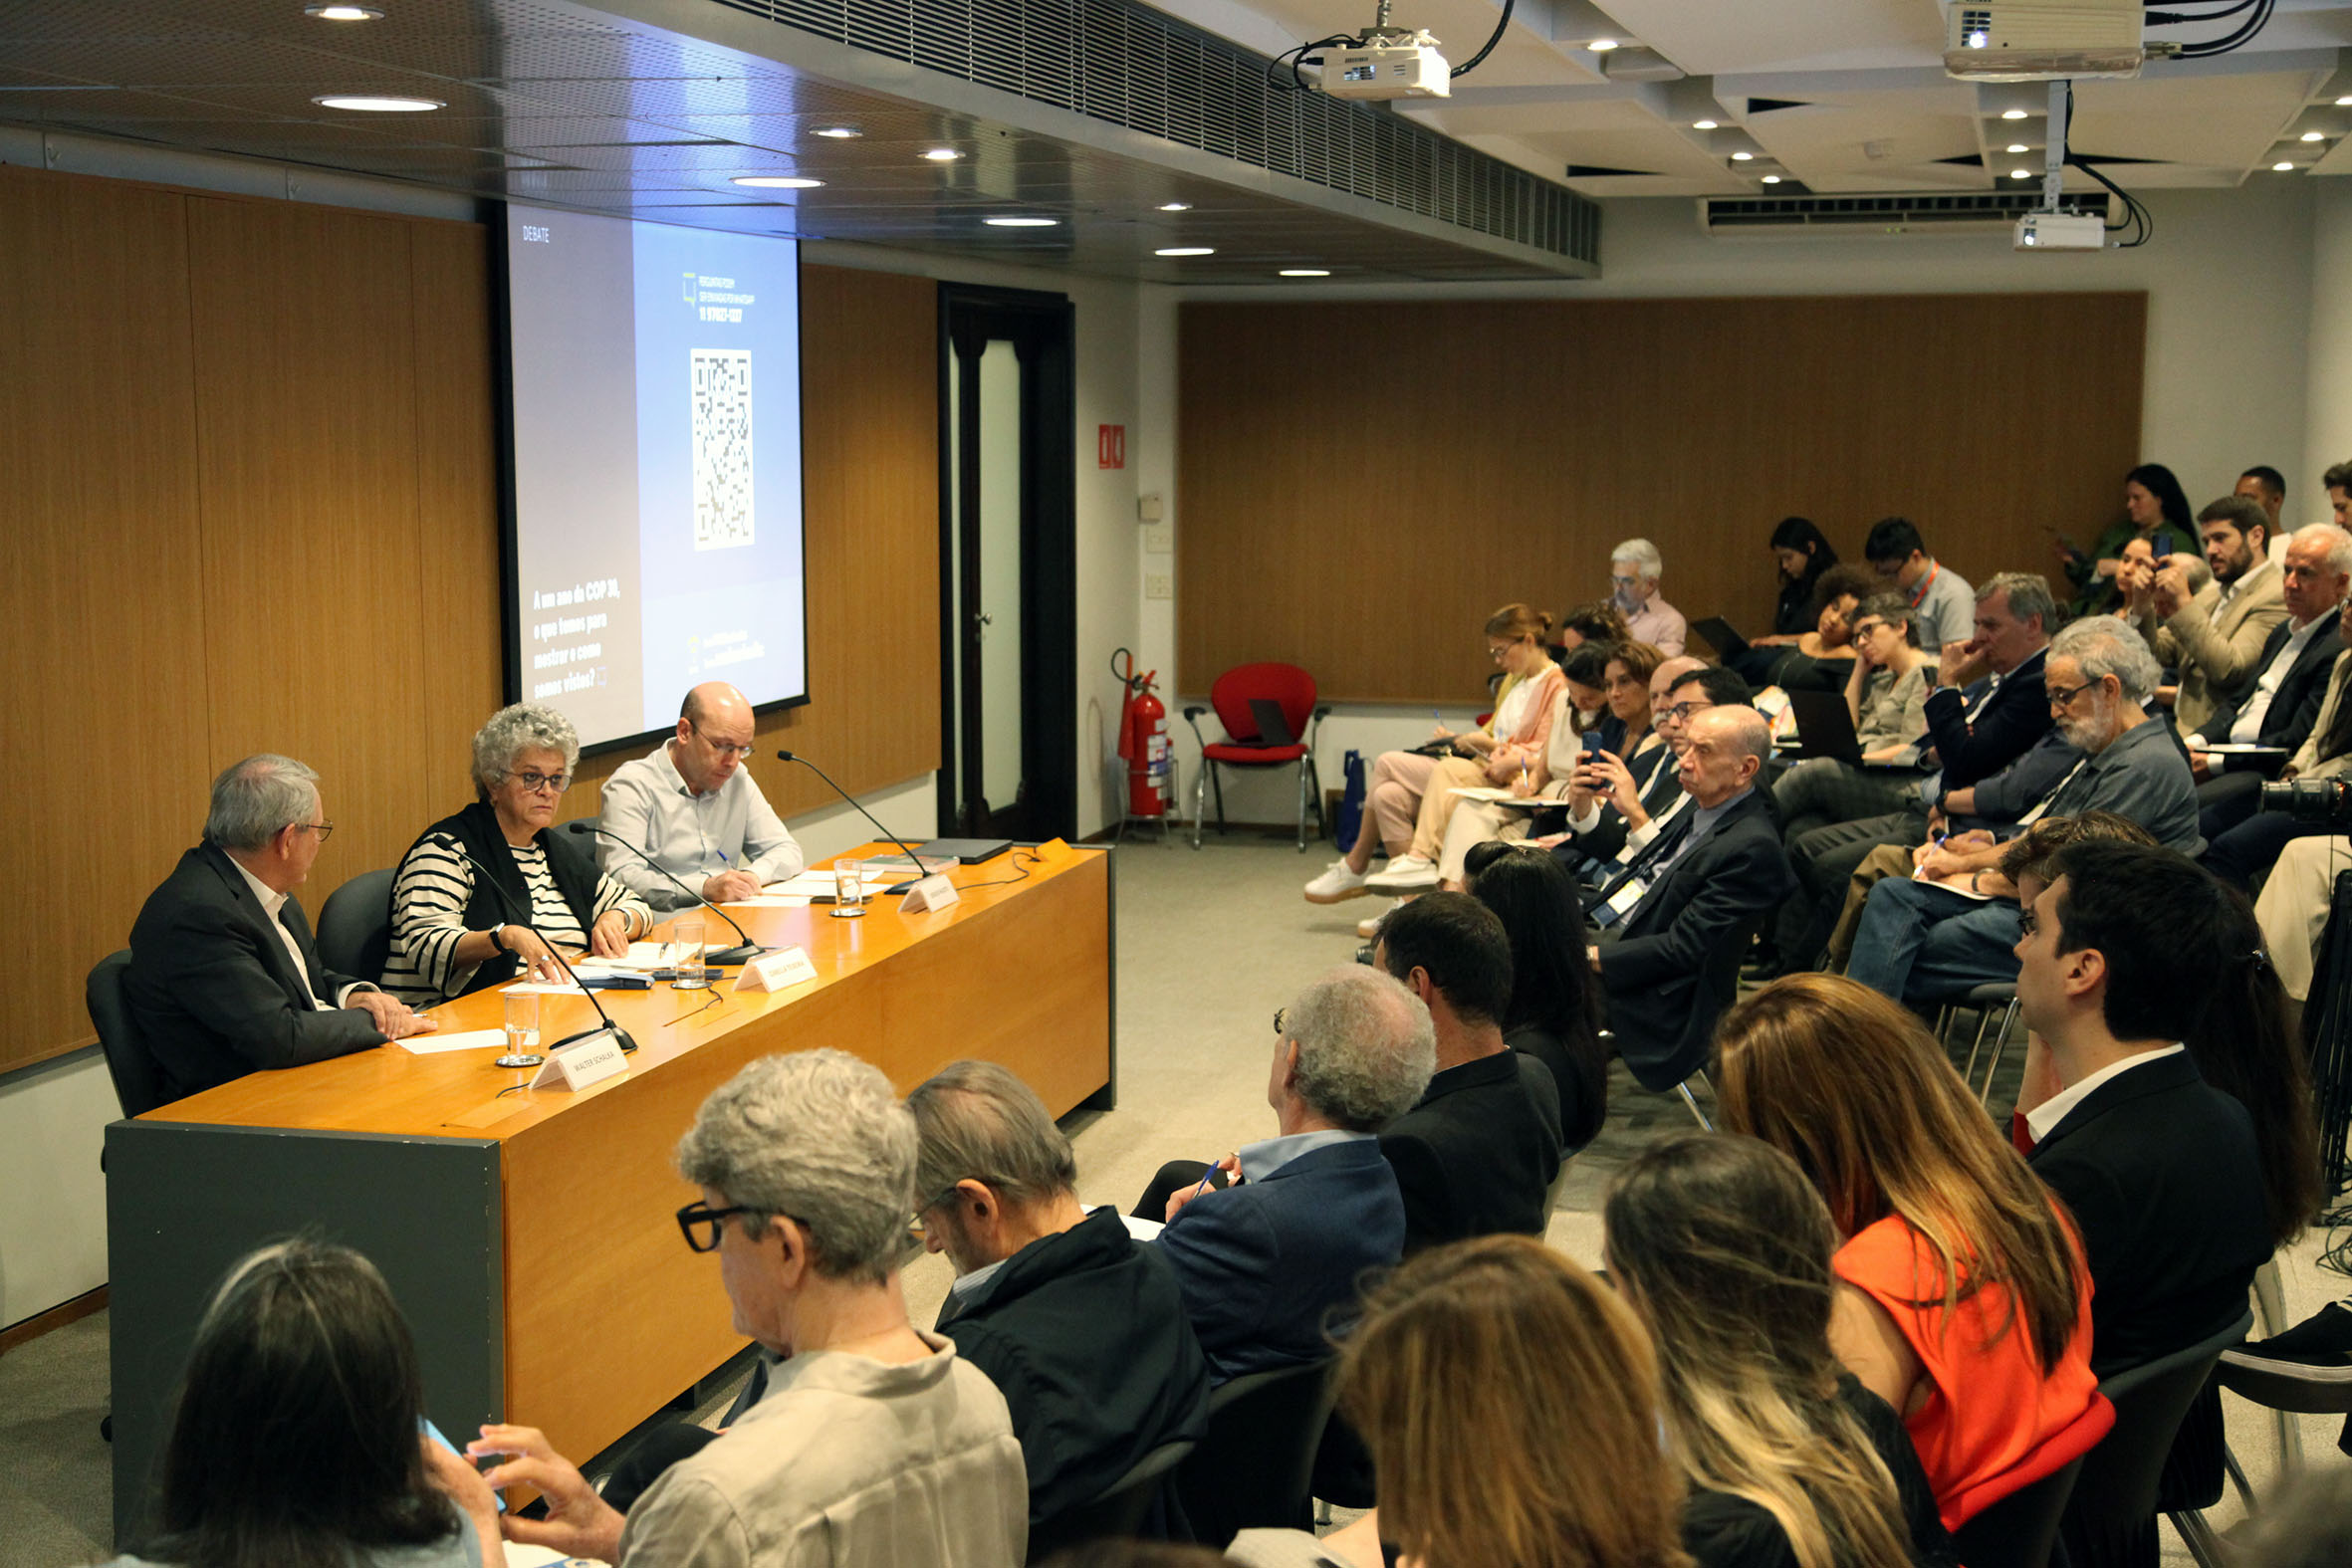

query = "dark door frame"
[937,283,1077,841]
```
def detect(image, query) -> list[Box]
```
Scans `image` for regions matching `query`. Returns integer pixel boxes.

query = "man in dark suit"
[126,754,428,1103]
[2013,843,2271,1376]
[1153,965,1432,1382]
[1371,893,1561,1251]
[1594,705,1794,1085]
[909,1059,1210,1534]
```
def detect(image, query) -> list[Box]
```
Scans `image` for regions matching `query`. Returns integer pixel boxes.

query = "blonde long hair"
[1607,1133,1916,1568]
[1714,974,2080,1373]
[1339,1236,1693,1568]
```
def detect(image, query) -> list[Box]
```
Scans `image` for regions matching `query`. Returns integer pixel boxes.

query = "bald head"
[1676,705,1768,807]
[673,682,756,793]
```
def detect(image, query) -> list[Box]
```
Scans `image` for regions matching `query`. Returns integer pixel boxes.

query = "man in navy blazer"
[126,754,428,1103]
[1156,965,1435,1382]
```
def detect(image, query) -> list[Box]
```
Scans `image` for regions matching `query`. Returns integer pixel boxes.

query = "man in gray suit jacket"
[126,754,426,1102]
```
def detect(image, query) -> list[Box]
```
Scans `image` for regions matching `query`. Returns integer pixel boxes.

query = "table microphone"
[453,847,637,1056]
[565,821,765,966]
[774,751,930,892]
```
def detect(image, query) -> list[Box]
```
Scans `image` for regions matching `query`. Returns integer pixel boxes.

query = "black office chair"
[1024,1438,1196,1564]
[1610,911,1768,1128]
[1174,1359,1335,1547]
[316,867,396,987]
[88,948,167,1121]
[1952,1455,2083,1568]
[2058,1311,2254,1568]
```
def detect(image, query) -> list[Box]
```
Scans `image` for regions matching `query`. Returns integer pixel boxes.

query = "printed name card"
[528,1029,629,1092]
[899,872,961,913]
[734,946,820,994]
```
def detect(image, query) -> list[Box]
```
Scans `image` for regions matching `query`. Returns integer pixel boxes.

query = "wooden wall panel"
[0,168,213,1065]
[1177,295,2148,702]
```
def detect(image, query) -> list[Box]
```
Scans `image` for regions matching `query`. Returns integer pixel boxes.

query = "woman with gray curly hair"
[382,702,653,1004]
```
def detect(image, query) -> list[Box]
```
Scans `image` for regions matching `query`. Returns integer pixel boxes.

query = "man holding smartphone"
[2125,493,2285,739]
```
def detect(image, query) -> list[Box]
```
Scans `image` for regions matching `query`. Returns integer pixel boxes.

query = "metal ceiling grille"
[704,0,1598,263]
[1704,190,2114,231]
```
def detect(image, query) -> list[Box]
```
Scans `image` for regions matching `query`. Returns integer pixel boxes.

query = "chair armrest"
[1305,705,1333,750]
[1181,706,1212,746]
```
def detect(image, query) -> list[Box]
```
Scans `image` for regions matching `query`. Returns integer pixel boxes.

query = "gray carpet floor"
[4,833,2347,1564]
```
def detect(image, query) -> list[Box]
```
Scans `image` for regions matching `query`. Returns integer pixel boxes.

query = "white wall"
[1140,180,2332,827]
[0,1051,117,1327]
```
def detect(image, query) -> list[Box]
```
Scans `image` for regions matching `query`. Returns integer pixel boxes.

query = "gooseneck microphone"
[565,821,765,966]
[454,846,637,1056]
[775,751,931,892]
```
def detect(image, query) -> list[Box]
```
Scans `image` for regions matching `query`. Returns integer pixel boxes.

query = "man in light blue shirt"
[597,681,804,908]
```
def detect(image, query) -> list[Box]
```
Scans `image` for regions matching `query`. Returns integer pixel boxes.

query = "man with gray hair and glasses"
[906,1059,1209,1546]
[126,754,428,1103]
[448,1048,1028,1568]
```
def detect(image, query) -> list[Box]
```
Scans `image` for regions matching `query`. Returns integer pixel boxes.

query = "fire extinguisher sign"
[1098,425,1125,470]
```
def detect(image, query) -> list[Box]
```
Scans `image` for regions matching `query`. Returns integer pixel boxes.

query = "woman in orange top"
[1714,974,2110,1533]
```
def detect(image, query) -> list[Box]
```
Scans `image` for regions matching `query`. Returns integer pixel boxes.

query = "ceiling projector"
[1319,30,1452,100]
[1945,0,2145,81]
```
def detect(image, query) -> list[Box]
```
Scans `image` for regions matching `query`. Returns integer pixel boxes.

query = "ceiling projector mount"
[1271,0,1518,100]
[1944,0,2276,82]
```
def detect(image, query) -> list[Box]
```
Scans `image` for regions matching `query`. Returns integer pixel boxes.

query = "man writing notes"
[597,682,805,907]
[126,755,429,1103]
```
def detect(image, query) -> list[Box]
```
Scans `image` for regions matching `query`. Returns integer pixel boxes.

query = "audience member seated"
[1843,615,2202,1007]
[1229,1236,1693,1568]
[1146,967,1431,1382]
[1738,515,1841,663]
[2195,525,2352,884]
[2060,462,2195,616]
[382,703,653,1006]
[1523,649,1694,882]
[2124,494,2287,740]
[1371,894,1562,1250]
[1771,594,1934,841]
[1591,706,1794,1078]
[1560,641,1614,740]
[595,680,805,908]
[1555,598,1632,653]
[1604,1133,1959,1568]
[1759,562,1877,694]
[1303,604,1566,904]
[1863,518,1974,657]
[905,1060,1210,1528]
[2252,831,2352,1007]
[1462,842,1608,1149]
[452,1049,1028,1568]
[126,754,428,1103]
[1715,975,2107,1533]
[106,1238,499,1568]
[2328,458,2352,526]
[1610,536,1688,656]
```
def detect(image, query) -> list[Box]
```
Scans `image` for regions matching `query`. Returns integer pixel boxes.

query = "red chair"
[1182,664,1330,851]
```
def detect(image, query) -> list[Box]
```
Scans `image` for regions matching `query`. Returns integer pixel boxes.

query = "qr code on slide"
[691,347,754,550]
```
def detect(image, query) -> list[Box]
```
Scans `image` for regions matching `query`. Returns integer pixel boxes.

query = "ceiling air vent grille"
[1703,189,2113,233]
[702,0,1597,263]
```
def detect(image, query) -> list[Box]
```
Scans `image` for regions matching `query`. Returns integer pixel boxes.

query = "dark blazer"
[1596,790,1796,1081]
[2198,617,2345,751]
[2026,1050,2271,1378]
[1548,739,1683,867]
[125,842,386,1104]
[935,1206,1211,1528]
[1921,647,2053,791]
[1378,1050,1562,1253]
[1156,1136,1404,1382]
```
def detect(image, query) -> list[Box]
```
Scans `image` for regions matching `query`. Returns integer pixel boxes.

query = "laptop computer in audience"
[1784,689,1864,768]
[1690,617,1751,661]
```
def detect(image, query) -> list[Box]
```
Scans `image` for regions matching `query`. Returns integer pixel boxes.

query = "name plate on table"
[900,872,961,913]
[527,1029,629,1092]
[734,947,819,994]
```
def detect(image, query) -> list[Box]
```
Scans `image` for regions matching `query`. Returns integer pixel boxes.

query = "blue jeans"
[1843,875,2023,1004]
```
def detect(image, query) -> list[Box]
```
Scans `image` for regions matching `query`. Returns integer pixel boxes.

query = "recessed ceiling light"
[1693,118,1719,130]
[813,125,862,138]
[1586,38,1619,52]
[2006,142,2029,153]
[1279,268,1330,277]
[1761,174,1781,184]
[2275,160,2298,171]
[985,216,1058,227]
[1155,247,1215,257]
[304,3,383,17]
[2301,131,2326,142]
[921,147,962,161]
[312,94,442,112]
[2000,108,2028,120]
[2339,95,2352,107]
[1158,201,1193,211]
[1730,151,1753,161]
[732,175,823,188]
[2010,167,2033,179]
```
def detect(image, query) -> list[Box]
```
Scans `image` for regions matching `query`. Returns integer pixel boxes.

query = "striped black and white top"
[382,832,650,1006]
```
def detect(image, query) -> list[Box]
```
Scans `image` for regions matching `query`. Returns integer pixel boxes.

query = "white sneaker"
[1358,898,1408,939]
[1303,858,1372,903]
[1364,854,1440,894]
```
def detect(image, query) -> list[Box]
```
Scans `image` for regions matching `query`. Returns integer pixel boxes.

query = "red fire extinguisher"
[1113,648,1170,818]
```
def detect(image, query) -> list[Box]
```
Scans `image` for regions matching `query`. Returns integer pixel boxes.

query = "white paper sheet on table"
[719,894,814,908]
[396,1028,510,1054]
[503,982,587,996]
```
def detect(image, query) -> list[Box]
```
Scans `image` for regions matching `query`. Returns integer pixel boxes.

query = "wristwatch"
[487,925,509,955]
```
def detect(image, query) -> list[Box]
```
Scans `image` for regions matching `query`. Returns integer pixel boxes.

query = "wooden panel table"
[107,845,1111,1541]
